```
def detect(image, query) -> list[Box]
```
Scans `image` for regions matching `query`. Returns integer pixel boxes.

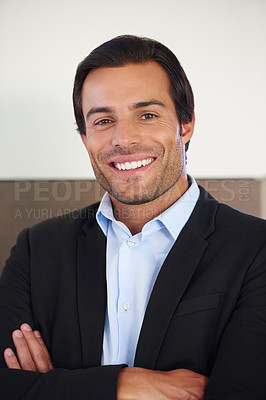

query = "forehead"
[81,62,172,108]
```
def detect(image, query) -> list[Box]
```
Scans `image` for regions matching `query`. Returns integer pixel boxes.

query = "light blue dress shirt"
[96,176,200,367]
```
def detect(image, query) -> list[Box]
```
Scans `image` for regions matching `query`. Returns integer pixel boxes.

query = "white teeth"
[131,161,138,169]
[114,158,154,171]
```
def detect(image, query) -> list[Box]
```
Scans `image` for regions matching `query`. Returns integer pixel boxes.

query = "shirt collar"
[157,175,199,240]
[96,192,114,236]
[96,175,199,240]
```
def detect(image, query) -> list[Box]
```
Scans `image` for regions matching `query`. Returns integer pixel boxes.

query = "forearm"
[0,364,124,400]
[117,367,208,400]
[3,328,207,400]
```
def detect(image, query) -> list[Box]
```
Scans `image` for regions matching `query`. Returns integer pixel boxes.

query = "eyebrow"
[85,100,166,120]
[85,107,115,120]
[130,100,166,110]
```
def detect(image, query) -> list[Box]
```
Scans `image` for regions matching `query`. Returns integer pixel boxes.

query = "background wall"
[1,0,265,180]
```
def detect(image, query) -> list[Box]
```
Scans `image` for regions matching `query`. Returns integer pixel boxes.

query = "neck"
[110,174,189,235]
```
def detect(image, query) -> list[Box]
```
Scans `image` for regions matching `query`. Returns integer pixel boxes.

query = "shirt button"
[123,302,130,311]
[127,240,135,247]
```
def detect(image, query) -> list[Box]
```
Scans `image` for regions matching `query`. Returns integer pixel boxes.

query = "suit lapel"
[76,206,107,368]
[134,186,218,369]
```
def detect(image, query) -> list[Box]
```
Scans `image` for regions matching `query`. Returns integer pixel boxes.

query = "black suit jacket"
[0,187,266,399]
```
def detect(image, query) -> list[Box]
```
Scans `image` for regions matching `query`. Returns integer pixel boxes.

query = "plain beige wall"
[0,0,266,180]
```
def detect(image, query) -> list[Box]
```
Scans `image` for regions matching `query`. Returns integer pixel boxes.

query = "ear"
[181,114,195,147]
[80,133,88,148]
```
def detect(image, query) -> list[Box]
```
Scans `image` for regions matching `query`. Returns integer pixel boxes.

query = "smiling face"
[81,62,194,206]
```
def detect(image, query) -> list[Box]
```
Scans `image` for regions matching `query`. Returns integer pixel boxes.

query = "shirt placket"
[116,237,137,365]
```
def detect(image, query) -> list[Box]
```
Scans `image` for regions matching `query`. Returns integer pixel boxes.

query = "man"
[0,35,266,399]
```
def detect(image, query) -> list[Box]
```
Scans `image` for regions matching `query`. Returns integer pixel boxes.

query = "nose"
[111,119,141,148]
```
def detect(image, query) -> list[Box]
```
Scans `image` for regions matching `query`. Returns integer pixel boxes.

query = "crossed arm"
[3,227,266,399]
[4,323,208,400]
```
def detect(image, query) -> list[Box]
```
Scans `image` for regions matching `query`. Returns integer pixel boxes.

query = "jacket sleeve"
[0,366,124,400]
[0,228,124,400]
[204,241,266,400]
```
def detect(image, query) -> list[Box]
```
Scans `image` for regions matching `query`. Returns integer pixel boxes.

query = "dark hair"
[73,35,194,151]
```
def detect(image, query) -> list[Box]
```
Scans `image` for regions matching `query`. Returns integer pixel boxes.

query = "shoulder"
[215,203,266,259]
[216,200,265,225]
[215,200,266,239]
[28,202,100,241]
[196,185,266,246]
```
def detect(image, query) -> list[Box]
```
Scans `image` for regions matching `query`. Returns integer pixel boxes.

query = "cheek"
[85,134,107,157]
[152,129,179,150]
[149,120,179,141]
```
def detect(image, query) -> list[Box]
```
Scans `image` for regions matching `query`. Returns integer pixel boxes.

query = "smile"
[113,158,155,171]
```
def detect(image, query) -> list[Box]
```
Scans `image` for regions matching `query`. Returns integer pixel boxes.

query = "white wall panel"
[0,0,265,179]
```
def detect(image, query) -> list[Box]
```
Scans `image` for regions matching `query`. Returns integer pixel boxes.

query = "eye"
[95,118,113,126]
[140,113,158,120]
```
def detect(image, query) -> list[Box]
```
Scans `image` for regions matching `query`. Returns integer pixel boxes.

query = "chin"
[111,188,161,206]
[111,193,148,205]
[116,197,154,206]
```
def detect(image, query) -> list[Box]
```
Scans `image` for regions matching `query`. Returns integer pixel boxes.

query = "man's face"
[81,62,193,205]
